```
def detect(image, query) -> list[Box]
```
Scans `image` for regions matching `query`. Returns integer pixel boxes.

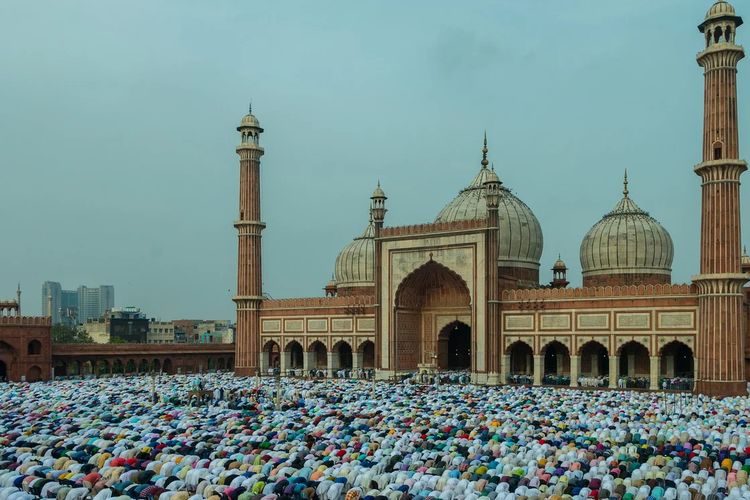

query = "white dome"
[435,166,543,270]
[334,218,375,288]
[580,186,673,279]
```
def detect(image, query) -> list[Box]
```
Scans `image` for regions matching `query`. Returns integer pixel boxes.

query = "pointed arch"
[393,260,472,372]
[506,341,533,380]
[285,340,304,369]
[358,340,375,368]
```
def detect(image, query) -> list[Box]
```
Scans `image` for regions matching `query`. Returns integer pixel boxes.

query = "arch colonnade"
[261,338,375,376]
[503,339,694,390]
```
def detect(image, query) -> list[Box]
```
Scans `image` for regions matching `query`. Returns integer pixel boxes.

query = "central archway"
[393,260,472,372]
[438,321,471,369]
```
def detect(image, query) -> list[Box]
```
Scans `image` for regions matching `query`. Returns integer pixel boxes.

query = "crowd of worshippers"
[0,373,749,499]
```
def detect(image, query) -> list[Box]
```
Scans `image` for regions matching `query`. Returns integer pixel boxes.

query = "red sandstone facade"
[234,2,750,396]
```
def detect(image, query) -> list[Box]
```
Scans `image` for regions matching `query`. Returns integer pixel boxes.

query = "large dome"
[580,176,673,284]
[334,216,375,289]
[435,166,543,270]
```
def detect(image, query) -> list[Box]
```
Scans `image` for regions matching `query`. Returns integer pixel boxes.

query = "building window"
[27,340,42,355]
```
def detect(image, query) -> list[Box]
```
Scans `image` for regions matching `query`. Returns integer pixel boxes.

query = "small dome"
[742,247,750,266]
[707,0,736,20]
[371,182,386,199]
[580,176,673,280]
[239,113,261,128]
[700,1,742,31]
[483,168,501,185]
[334,217,375,288]
[552,257,567,271]
[435,166,543,270]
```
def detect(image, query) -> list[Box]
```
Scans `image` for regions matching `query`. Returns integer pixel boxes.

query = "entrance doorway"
[0,360,6,382]
[438,321,471,370]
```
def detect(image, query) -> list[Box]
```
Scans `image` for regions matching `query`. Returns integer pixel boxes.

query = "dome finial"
[623,169,629,198]
[248,101,252,114]
[481,131,489,168]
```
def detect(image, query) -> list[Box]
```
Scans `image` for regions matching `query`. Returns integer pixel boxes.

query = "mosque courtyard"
[0,374,748,500]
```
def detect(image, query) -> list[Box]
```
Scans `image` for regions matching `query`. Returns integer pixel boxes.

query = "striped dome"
[580,179,673,279]
[707,0,736,20]
[334,217,375,288]
[435,166,543,270]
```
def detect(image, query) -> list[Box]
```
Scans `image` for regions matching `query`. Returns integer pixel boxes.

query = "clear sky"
[1,1,747,320]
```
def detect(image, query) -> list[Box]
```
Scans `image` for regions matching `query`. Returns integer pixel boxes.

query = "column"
[570,355,580,387]
[303,351,314,373]
[628,354,635,377]
[591,354,599,377]
[649,356,660,390]
[500,354,510,383]
[533,355,543,386]
[327,351,340,378]
[665,355,675,378]
[608,355,619,389]
[259,352,269,375]
[353,352,363,371]
[280,351,291,376]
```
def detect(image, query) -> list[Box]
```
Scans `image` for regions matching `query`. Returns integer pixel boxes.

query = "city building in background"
[41,282,113,325]
[173,320,233,343]
[108,307,148,343]
[77,285,114,323]
[81,307,149,344]
[147,320,175,344]
[81,318,110,344]
[41,281,62,324]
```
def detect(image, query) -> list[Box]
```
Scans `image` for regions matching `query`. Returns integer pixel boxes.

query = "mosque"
[233,1,750,397]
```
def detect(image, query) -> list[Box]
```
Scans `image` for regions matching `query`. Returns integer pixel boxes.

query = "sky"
[0,1,747,320]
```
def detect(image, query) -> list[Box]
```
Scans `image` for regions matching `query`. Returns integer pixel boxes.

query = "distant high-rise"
[77,285,114,323]
[41,281,62,323]
[41,282,114,324]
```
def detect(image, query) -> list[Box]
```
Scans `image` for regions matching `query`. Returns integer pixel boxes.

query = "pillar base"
[695,379,747,397]
[234,367,258,377]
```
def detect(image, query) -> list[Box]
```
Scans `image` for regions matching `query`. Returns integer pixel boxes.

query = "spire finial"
[623,169,629,198]
[481,131,489,168]
[248,101,252,114]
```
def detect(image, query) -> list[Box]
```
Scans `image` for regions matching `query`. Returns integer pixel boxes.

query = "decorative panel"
[357,317,375,332]
[261,319,281,333]
[658,312,694,330]
[540,314,570,331]
[616,313,650,330]
[307,319,328,332]
[577,313,609,330]
[504,314,534,331]
[284,319,304,333]
[331,318,353,332]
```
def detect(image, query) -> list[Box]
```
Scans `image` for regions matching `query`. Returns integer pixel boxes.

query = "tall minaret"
[482,136,501,383]
[694,1,747,396]
[234,104,265,377]
[371,182,387,374]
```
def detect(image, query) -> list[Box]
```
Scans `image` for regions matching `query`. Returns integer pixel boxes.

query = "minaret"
[16,283,21,316]
[694,1,748,396]
[371,181,387,374]
[482,135,501,383]
[550,256,569,289]
[234,104,265,377]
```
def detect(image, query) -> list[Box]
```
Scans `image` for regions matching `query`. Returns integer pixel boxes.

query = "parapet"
[380,219,487,238]
[501,283,696,301]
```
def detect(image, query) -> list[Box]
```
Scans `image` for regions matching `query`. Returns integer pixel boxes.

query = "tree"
[51,324,94,344]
